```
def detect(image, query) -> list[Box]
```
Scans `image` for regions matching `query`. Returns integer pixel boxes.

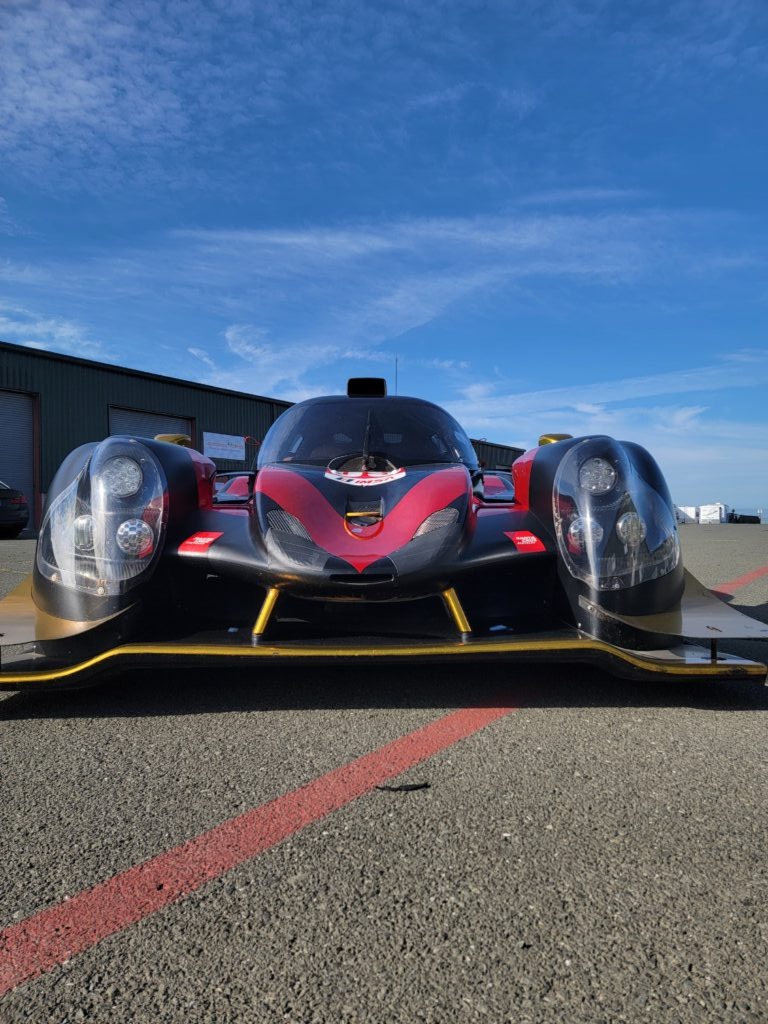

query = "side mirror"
[213,472,255,504]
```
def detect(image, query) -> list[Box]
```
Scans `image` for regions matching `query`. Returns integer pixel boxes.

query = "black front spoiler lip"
[1,630,765,689]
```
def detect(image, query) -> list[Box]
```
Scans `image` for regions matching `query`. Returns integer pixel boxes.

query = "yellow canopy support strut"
[252,587,280,645]
[442,587,472,641]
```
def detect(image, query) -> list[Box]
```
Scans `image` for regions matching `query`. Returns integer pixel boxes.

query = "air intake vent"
[267,509,311,539]
[347,377,387,397]
[413,507,460,537]
[348,500,382,514]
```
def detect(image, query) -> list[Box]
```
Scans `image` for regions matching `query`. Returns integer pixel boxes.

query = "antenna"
[395,356,398,395]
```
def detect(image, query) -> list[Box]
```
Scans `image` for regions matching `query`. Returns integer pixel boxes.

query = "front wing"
[0,574,765,689]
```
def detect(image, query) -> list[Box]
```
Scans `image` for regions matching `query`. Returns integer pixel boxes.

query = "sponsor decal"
[324,467,406,487]
[505,530,547,553]
[203,432,246,461]
[179,531,224,553]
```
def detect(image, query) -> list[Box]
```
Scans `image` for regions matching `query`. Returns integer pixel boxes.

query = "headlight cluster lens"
[73,514,96,551]
[578,457,616,495]
[101,456,143,497]
[36,439,166,598]
[567,516,604,552]
[553,438,679,592]
[616,511,647,548]
[115,518,155,557]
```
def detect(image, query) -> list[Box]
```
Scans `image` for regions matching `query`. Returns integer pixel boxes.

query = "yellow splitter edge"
[1,633,765,689]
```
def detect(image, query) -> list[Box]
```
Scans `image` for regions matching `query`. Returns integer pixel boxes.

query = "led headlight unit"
[100,456,143,497]
[116,518,155,557]
[567,516,604,552]
[553,438,679,592]
[616,511,647,548]
[578,456,617,495]
[37,438,167,597]
[73,514,96,552]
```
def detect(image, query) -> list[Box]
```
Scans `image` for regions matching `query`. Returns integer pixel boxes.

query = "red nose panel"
[256,466,469,572]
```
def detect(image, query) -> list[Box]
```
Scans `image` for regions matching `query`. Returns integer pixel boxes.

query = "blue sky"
[1,0,766,509]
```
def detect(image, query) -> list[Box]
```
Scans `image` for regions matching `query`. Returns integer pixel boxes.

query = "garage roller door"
[109,408,193,442]
[0,389,34,518]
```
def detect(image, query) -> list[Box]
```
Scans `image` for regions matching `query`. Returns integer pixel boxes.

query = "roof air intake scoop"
[347,377,387,397]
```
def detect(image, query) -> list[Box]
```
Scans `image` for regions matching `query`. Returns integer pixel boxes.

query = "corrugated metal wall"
[109,407,194,441]
[472,440,526,470]
[0,342,292,499]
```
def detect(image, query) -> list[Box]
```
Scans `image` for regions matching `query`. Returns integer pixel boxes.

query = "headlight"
[578,456,617,495]
[100,456,143,497]
[73,514,96,552]
[616,511,647,548]
[567,516,604,552]
[115,518,155,557]
[553,438,679,591]
[37,439,167,596]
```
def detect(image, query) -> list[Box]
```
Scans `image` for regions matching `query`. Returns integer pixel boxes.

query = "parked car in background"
[0,480,29,537]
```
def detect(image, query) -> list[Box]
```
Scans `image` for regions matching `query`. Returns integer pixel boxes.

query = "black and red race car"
[1,378,766,688]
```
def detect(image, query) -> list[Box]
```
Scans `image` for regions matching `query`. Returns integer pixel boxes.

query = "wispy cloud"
[186,325,400,401]
[0,198,22,235]
[128,206,757,352]
[0,304,107,359]
[450,352,768,424]
[515,188,651,206]
[0,260,50,285]
[405,84,472,111]
[5,205,763,398]
[441,351,768,504]
[640,0,768,77]
[0,0,520,188]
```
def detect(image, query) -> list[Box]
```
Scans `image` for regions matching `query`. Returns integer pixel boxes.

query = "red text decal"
[179,532,224,553]
[505,530,547,553]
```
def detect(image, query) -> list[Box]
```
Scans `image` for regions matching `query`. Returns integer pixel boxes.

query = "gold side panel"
[0,575,121,644]
[581,569,768,640]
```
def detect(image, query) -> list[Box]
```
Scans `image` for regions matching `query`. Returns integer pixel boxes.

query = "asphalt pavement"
[1,526,767,1023]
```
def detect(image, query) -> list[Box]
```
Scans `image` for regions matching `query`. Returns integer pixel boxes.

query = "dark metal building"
[0,341,291,527]
[0,340,525,528]
[472,440,526,470]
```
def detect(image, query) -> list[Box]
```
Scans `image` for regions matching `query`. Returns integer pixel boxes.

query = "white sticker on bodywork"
[324,467,406,486]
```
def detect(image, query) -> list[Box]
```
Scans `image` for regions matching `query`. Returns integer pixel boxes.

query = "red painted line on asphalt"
[0,699,519,996]
[711,564,768,597]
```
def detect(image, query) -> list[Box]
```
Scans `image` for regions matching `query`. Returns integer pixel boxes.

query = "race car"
[1,377,766,688]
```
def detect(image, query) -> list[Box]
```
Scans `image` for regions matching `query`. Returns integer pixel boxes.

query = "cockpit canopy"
[258,396,479,471]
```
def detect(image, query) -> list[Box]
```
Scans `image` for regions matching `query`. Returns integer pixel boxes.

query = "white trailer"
[675,505,699,524]
[699,502,729,524]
